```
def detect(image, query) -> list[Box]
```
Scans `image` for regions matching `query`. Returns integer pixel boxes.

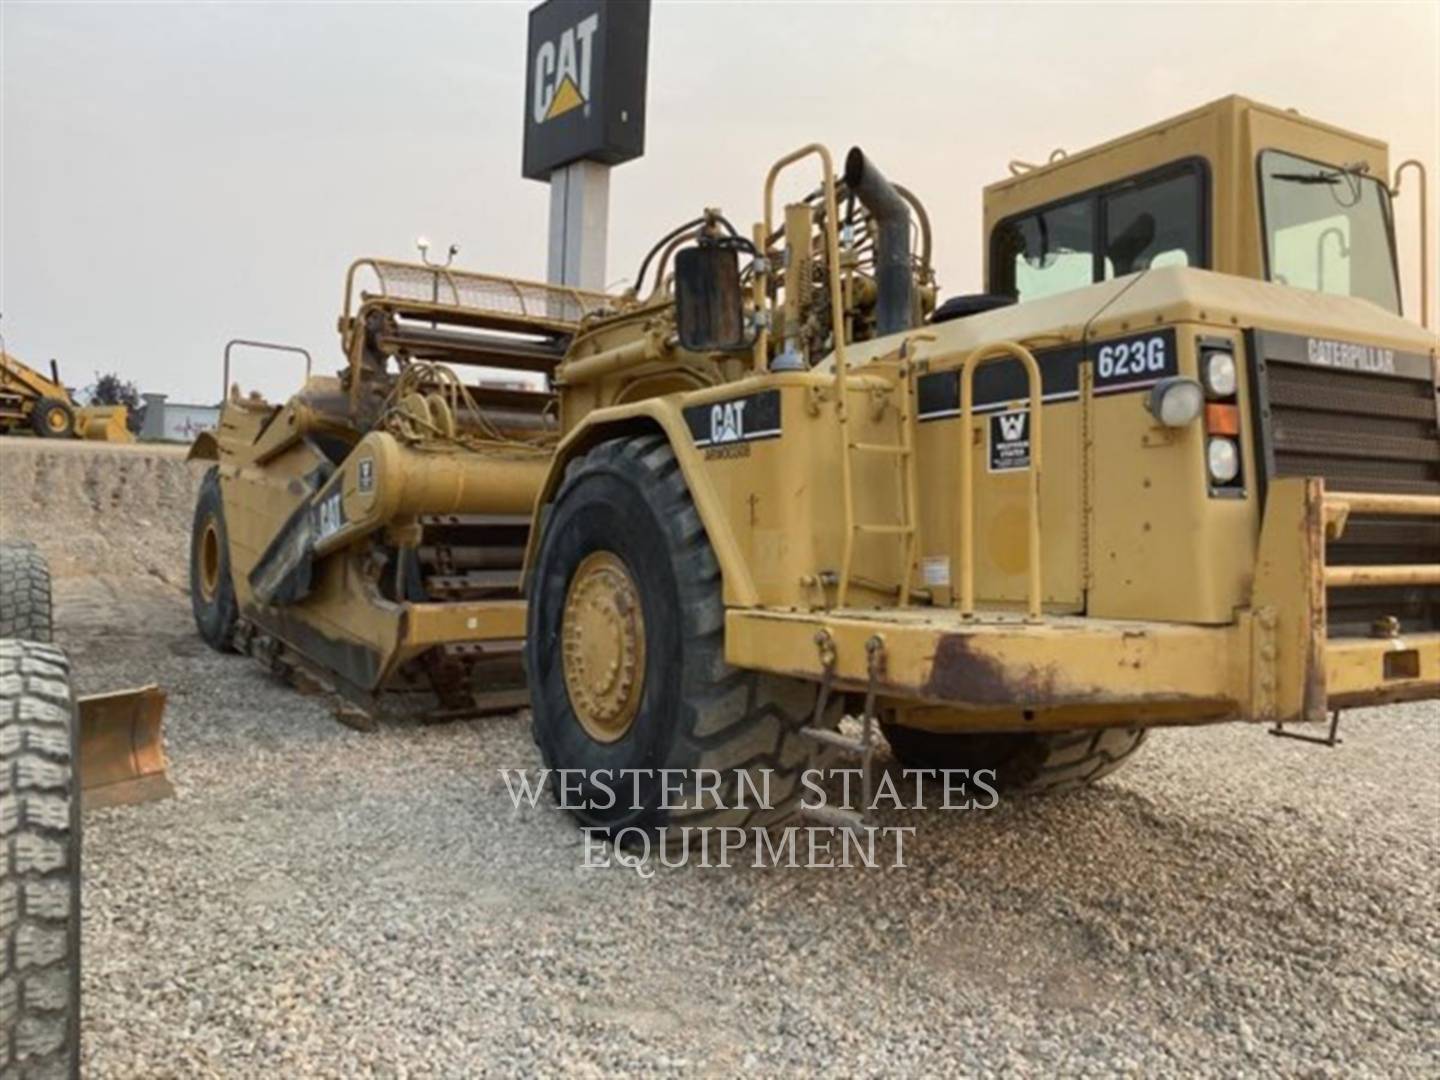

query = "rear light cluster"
[1200,342,1244,492]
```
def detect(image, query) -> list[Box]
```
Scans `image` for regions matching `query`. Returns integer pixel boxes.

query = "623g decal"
[1091,328,1178,395]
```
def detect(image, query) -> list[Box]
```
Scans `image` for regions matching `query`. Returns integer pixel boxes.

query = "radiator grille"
[1250,330,1439,636]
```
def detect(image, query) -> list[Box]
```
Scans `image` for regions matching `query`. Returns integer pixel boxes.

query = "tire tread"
[531,436,820,836]
[0,639,80,1079]
[0,544,53,644]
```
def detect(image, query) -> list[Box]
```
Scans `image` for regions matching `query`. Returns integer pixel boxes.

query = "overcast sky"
[2,1,1436,405]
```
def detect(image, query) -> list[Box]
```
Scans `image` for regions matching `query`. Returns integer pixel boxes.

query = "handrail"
[222,339,312,401]
[1391,160,1430,330]
[761,144,849,381]
[763,145,856,606]
[1326,565,1440,588]
[1324,492,1440,517]
[954,342,1045,620]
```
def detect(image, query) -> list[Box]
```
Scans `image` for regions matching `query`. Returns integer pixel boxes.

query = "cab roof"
[986,95,1387,199]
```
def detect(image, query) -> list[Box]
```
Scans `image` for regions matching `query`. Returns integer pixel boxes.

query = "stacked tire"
[0,541,80,1079]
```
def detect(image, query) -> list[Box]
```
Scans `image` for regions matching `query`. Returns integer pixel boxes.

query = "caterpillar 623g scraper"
[190,95,1437,834]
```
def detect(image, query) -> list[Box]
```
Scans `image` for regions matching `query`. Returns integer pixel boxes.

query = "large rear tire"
[526,435,816,838]
[29,400,75,441]
[882,723,1148,795]
[0,640,81,1079]
[190,467,238,652]
[0,542,53,643]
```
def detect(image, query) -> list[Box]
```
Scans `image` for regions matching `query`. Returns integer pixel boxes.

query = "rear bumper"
[722,478,1438,731]
[723,609,1439,730]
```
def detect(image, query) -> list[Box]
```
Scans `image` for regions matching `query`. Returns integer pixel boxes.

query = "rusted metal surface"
[1300,478,1330,724]
[726,607,1244,726]
[924,633,1062,707]
[78,686,174,810]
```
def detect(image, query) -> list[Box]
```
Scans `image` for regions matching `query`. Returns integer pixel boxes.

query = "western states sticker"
[988,410,1031,472]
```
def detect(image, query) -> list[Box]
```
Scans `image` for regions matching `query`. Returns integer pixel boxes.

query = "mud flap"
[78,684,174,809]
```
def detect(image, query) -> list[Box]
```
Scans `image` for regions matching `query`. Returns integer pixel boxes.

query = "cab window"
[999,199,1095,302]
[1258,150,1400,314]
[1103,171,1204,278]
[991,160,1208,301]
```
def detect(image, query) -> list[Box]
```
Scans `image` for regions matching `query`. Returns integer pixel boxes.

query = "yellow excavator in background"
[0,350,135,442]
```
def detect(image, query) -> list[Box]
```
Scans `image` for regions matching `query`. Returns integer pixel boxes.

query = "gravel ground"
[69,585,1440,1077]
[6,440,1439,1076]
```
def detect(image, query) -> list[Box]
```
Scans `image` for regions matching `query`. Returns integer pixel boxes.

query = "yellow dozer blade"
[76,405,135,443]
[78,684,174,809]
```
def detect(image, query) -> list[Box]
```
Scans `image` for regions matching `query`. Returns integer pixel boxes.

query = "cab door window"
[993,198,1096,302]
[991,159,1208,301]
[1102,171,1204,278]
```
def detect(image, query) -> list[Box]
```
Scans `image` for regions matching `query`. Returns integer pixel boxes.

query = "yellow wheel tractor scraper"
[0,540,172,809]
[0,350,135,442]
[189,96,1437,836]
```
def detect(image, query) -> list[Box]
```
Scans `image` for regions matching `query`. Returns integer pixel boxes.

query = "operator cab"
[983,95,1408,319]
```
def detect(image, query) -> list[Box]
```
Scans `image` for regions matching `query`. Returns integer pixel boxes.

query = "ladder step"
[853,523,913,536]
[850,441,909,455]
[427,570,523,597]
[801,803,868,833]
[800,726,868,755]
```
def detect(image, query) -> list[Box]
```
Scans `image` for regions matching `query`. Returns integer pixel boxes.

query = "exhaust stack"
[843,147,914,336]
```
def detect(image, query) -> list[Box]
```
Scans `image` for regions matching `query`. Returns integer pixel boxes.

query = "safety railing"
[761,146,868,604]
[339,258,615,350]
[1391,159,1429,329]
[1322,491,1440,589]
[222,339,312,401]
[937,341,1046,620]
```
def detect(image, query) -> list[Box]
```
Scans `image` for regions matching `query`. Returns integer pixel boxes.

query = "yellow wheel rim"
[46,410,68,433]
[199,520,222,601]
[561,551,646,743]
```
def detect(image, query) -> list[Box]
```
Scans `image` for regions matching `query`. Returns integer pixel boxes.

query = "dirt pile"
[0,438,202,588]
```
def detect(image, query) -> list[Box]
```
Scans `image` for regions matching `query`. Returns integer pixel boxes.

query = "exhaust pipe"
[844,147,914,336]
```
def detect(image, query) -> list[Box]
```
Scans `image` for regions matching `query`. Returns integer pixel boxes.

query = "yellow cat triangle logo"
[544,76,584,121]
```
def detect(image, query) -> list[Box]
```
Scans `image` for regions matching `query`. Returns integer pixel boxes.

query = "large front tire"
[0,641,81,1079]
[882,724,1148,795]
[190,467,238,652]
[525,435,815,838]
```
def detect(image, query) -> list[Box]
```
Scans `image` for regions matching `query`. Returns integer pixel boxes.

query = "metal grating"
[1251,329,1440,636]
[1265,364,1439,494]
[353,259,617,330]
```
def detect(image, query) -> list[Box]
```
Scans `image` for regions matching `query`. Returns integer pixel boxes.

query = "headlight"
[1145,377,1204,427]
[1202,351,1237,398]
[1207,436,1240,484]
